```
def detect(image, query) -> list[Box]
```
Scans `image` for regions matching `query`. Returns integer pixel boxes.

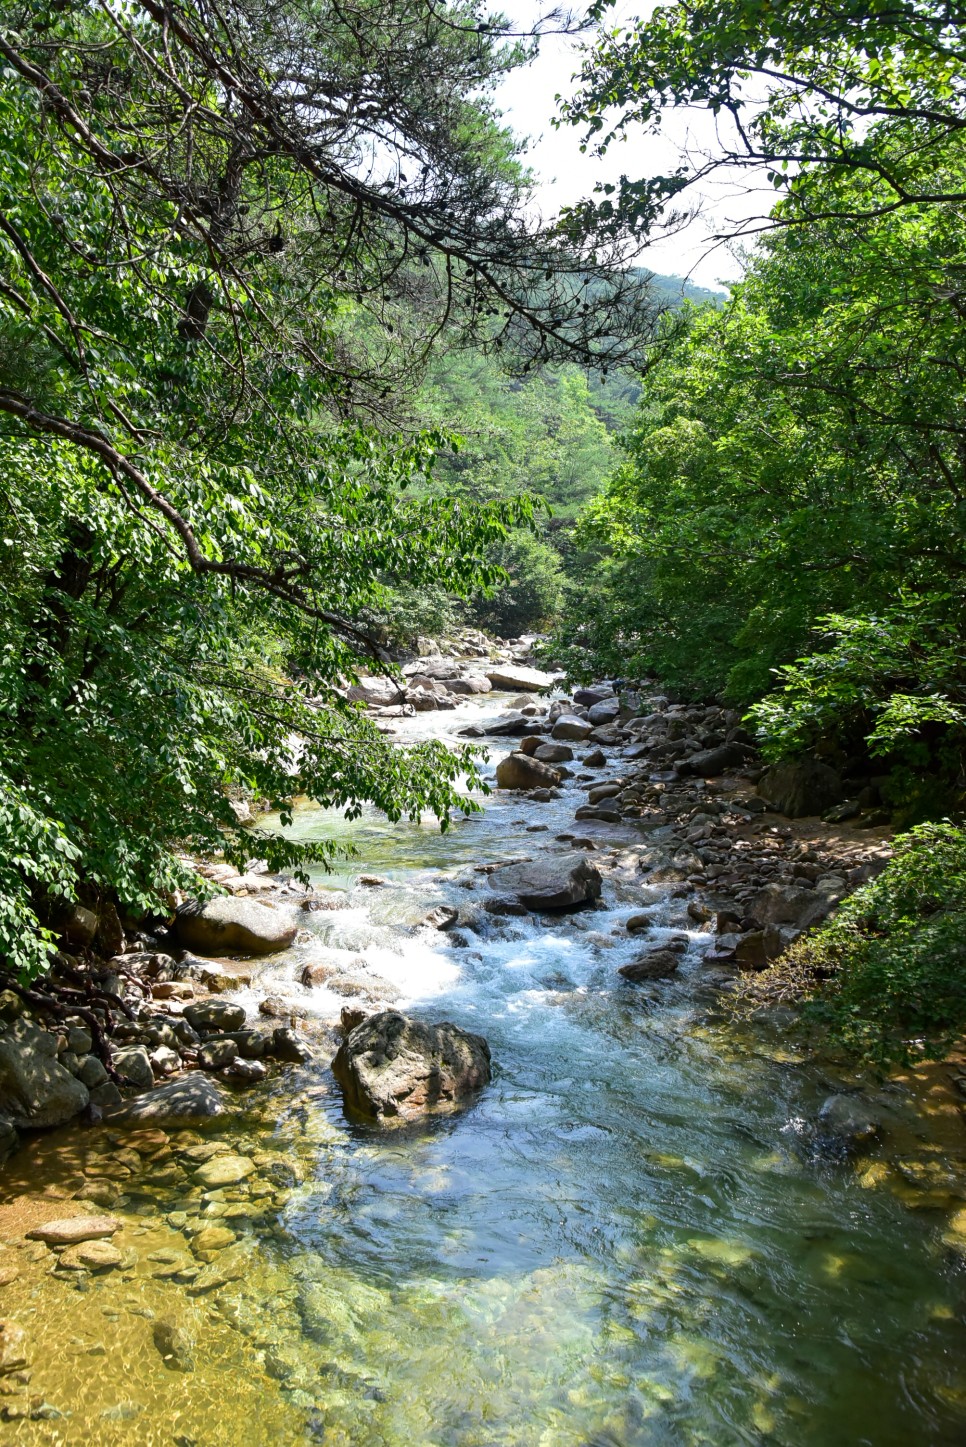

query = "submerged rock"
[0,1320,28,1375]
[153,1321,194,1372]
[817,1094,881,1155]
[332,1011,491,1122]
[175,895,297,956]
[486,852,602,912]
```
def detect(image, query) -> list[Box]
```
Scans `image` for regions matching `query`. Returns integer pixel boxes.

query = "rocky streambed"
[3,666,966,1444]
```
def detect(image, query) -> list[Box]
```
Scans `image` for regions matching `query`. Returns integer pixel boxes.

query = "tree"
[0,0,660,986]
[559,0,966,247]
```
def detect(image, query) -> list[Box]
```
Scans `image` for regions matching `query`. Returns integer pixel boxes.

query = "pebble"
[194,1155,255,1189]
[58,1241,124,1271]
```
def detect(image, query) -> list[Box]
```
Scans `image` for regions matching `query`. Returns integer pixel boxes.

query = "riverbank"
[3,664,966,1443]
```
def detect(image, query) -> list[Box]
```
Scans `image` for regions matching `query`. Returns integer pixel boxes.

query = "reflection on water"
[3,696,966,1444]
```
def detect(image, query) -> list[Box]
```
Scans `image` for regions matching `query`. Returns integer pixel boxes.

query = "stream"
[3,691,966,1445]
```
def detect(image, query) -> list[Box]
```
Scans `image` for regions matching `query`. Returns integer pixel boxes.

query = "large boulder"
[447,675,492,695]
[587,697,621,726]
[487,852,602,911]
[0,1018,89,1128]
[495,752,560,791]
[751,882,838,931]
[485,664,555,693]
[677,742,750,777]
[345,675,404,708]
[332,1011,491,1122]
[175,896,298,956]
[104,1073,227,1125]
[758,758,843,818]
[551,715,593,742]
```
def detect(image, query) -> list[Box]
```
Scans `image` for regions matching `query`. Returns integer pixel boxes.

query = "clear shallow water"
[4,694,966,1445]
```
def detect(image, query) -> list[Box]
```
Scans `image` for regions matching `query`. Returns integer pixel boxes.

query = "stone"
[751,883,836,931]
[153,1321,194,1372]
[625,913,653,935]
[551,715,593,742]
[28,1215,120,1246]
[0,1321,27,1376]
[224,1057,267,1083]
[758,758,843,818]
[67,1026,93,1055]
[0,1267,18,1288]
[485,664,554,693]
[587,698,621,725]
[495,752,560,791]
[677,743,749,777]
[184,1001,247,1034]
[573,686,614,707]
[487,852,602,912]
[574,804,621,824]
[587,782,621,805]
[345,675,404,708]
[618,950,680,983]
[175,896,297,956]
[818,1094,880,1154]
[104,1073,227,1125]
[77,1054,109,1089]
[531,742,572,766]
[58,1240,123,1271]
[420,905,458,930]
[0,1018,89,1128]
[446,675,492,695]
[192,1227,235,1253]
[332,1011,491,1123]
[583,748,607,768]
[197,1038,238,1071]
[113,1045,154,1092]
[269,1027,312,1064]
[89,1081,123,1110]
[194,1154,255,1188]
[61,904,98,948]
[149,1045,181,1077]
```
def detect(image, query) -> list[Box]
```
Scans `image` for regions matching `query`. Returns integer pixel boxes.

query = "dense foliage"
[746,824,966,1066]
[0,0,667,982]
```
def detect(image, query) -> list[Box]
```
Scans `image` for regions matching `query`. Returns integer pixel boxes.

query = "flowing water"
[3,694,966,1445]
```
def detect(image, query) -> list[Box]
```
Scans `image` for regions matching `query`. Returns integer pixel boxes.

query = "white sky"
[492,3,763,289]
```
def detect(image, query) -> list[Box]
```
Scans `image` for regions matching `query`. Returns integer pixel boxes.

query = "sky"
[492,2,764,289]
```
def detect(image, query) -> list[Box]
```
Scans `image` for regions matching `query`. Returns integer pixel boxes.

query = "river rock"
[59,1240,123,1271]
[420,905,458,930]
[104,1073,227,1125]
[0,1116,18,1164]
[486,852,602,911]
[175,896,297,956]
[153,1321,194,1372]
[573,686,614,707]
[677,742,749,777]
[446,676,492,695]
[618,950,680,982]
[817,1094,881,1154]
[0,1018,89,1128]
[533,742,573,763]
[269,1026,312,1064]
[751,882,835,930]
[0,1320,27,1375]
[345,675,404,708]
[587,698,621,725]
[485,664,554,693]
[194,1154,255,1188]
[113,1045,154,1092]
[197,1038,238,1071]
[551,715,593,742]
[184,1001,247,1033]
[332,1012,491,1122]
[758,758,843,818]
[28,1215,120,1245]
[495,752,560,791]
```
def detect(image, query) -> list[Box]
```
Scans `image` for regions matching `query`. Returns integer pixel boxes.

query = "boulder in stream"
[486,851,602,911]
[104,1073,227,1125]
[485,664,554,692]
[495,752,560,791]
[175,895,298,956]
[332,1011,491,1123]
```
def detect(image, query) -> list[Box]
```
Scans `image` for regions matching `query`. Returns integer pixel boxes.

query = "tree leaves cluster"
[0,0,664,980]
